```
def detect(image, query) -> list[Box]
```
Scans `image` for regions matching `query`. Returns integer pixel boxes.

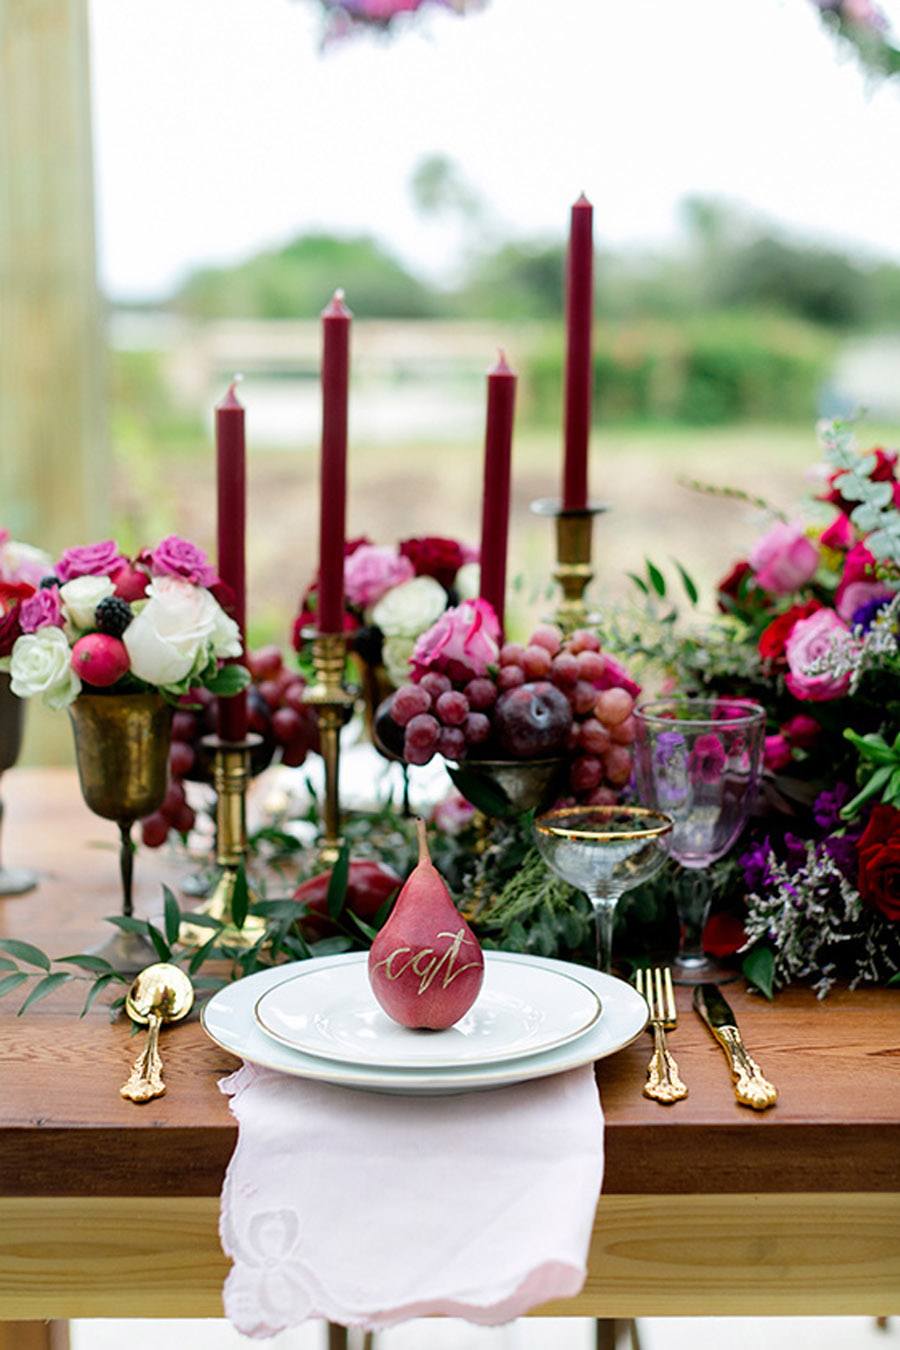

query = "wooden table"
[0,769,898,1341]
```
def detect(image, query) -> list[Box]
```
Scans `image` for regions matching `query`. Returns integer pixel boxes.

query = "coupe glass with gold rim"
[534,806,673,974]
[634,696,766,982]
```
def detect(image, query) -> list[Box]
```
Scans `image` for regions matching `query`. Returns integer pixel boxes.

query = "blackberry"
[352,624,384,668]
[95,596,133,637]
[39,576,59,590]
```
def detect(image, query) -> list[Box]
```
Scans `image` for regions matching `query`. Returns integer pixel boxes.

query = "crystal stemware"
[634,696,766,983]
[534,805,673,974]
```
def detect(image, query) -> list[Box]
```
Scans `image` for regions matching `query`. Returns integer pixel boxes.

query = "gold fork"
[634,967,688,1104]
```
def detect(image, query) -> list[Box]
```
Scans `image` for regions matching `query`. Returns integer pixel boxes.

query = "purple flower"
[146,536,217,588]
[19,588,64,633]
[689,732,727,784]
[740,838,774,892]
[851,594,891,632]
[783,832,808,871]
[57,540,126,584]
[824,833,858,880]
[813,783,850,833]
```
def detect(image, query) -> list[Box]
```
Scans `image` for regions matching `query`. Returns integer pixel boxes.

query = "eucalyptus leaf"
[104,916,150,935]
[81,973,118,1017]
[55,954,115,974]
[147,923,171,962]
[188,933,220,975]
[0,938,50,970]
[163,886,181,946]
[18,971,71,1015]
[230,864,250,931]
[0,972,28,999]
[326,843,350,921]
[310,935,354,957]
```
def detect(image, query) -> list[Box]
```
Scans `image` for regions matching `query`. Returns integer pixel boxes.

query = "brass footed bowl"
[447,756,566,819]
[0,673,25,774]
[68,692,172,823]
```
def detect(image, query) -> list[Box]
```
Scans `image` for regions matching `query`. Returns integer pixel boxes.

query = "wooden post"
[0,0,107,552]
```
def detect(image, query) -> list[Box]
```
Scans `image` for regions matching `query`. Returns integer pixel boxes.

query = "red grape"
[499,642,525,667]
[569,629,601,654]
[281,739,309,768]
[586,786,618,806]
[565,723,580,752]
[258,679,282,708]
[437,726,466,761]
[530,624,563,656]
[605,745,633,786]
[595,688,634,727]
[171,711,197,742]
[392,684,432,727]
[550,652,579,689]
[435,691,469,726]
[464,711,491,745]
[419,672,451,701]
[523,644,552,679]
[281,681,308,713]
[575,650,605,684]
[405,713,440,752]
[570,755,602,792]
[579,718,611,755]
[161,780,186,821]
[247,645,283,680]
[169,741,195,777]
[571,680,597,716]
[272,707,303,745]
[465,678,497,711]
[173,802,196,835]
[498,665,526,691]
[610,714,637,745]
[141,813,169,848]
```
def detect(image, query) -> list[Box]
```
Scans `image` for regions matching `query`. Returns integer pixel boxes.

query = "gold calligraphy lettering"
[372,929,481,996]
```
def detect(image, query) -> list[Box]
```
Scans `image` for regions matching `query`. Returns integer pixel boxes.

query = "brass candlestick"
[531,498,607,631]
[302,629,355,864]
[180,733,265,948]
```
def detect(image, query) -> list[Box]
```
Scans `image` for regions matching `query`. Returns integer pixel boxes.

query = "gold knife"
[694,984,777,1111]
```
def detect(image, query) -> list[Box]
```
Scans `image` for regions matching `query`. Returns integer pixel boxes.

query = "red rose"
[399,537,464,590]
[857,804,900,923]
[703,912,748,957]
[0,602,23,658]
[0,580,35,613]
[716,560,753,612]
[758,599,822,664]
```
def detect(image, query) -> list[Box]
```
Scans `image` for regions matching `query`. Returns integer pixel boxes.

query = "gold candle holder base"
[531,498,607,632]
[302,629,355,864]
[179,734,265,949]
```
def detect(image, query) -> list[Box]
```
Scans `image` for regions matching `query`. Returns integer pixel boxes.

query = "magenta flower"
[344,545,414,610]
[411,599,500,682]
[785,608,856,702]
[147,536,218,588]
[57,540,126,584]
[763,733,793,773]
[749,521,819,595]
[688,733,727,784]
[19,588,64,634]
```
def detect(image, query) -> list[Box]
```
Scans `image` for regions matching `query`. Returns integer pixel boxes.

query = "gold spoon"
[120,963,194,1104]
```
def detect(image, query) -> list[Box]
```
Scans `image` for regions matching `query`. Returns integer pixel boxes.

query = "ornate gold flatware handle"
[714,1026,777,1110]
[643,1023,688,1104]
[120,1012,166,1103]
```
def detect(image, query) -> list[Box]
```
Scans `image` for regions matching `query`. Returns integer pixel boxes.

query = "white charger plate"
[202,951,647,1095]
[253,956,601,1069]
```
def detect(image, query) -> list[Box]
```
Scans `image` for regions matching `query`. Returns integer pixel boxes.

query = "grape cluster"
[384,623,639,804]
[140,645,318,848]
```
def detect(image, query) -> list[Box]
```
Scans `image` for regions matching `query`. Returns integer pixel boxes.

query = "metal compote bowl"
[0,672,38,896]
[534,805,673,974]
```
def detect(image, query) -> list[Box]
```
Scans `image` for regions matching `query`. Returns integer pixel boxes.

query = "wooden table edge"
[0,1192,897,1320]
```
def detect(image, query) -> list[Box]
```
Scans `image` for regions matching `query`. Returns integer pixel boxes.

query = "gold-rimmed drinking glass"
[534,806,674,974]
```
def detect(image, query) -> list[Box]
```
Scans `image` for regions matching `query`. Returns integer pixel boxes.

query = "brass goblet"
[68,692,173,971]
[0,673,38,896]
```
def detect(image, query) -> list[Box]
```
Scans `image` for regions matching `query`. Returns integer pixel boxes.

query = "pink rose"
[836,580,894,625]
[783,714,819,749]
[820,513,854,551]
[432,791,476,836]
[764,734,793,773]
[19,588,64,633]
[749,521,819,595]
[411,599,500,682]
[111,561,149,603]
[57,540,126,584]
[785,608,855,702]
[344,546,414,610]
[688,732,727,784]
[146,536,217,588]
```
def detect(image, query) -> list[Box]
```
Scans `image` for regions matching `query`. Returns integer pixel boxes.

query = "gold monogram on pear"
[371,929,482,996]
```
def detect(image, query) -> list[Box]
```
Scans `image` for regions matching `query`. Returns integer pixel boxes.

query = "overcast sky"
[89,0,900,301]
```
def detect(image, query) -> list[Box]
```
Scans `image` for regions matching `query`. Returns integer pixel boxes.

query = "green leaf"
[18,971,71,1015]
[162,886,182,946]
[283,932,313,961]
[446,764,518,818]
[645,559,667,599]
[178,911,224,932]
[104,915,150,935]
[0,938,50,971]
[840,764,892,820]
[0,972,28,1000]
[81,973,118,1017]
[626,571,650,597]
[348,912,379,942]
[310,935,354,957]
[326,842,350,922]
[188,933,220,975]
[192,975,229,992]
[56,954,115,974]
[230,864,249,931]
[146,923,171,962]
[887,972,900,988]
[250,899,303,920]
[742,945,775,1001]
[0,957,18,972]
[204,663,252,696]
[674,560,699,606]
[372,895,395,929]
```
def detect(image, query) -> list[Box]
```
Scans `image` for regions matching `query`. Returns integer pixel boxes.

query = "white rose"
[454,561,480,601]
[371,576,447,640]
[0,540,53,588]
[124,575,235,688]
[382,636,416,687]
[10,627,81,710]
[60,575,115,632]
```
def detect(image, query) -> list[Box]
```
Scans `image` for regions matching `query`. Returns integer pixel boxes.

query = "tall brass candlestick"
[302,630,354,864]
[531,498,607,631]
[180,734,264,948]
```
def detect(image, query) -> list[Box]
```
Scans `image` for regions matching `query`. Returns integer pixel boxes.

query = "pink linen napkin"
[219,1062,604,1337]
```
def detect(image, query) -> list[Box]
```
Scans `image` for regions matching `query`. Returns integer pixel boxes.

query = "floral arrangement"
[0,531,53,656]
[294,535,479,686]
[809,0,900,79]
[0,536,248,709]
[604,418,900,995]
[306,0,485,42]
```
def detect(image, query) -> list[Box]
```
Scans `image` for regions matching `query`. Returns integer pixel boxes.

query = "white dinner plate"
[201,951,647,1095]
[253,956,601,1069]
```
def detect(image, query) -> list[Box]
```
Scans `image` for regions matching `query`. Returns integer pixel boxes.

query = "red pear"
[368,818,484,1030]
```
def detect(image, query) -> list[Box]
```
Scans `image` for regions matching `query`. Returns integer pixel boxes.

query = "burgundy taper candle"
[317,289,352,633]
[478,350,517,635]
[216,378,248,742]
[562,193,594,510]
